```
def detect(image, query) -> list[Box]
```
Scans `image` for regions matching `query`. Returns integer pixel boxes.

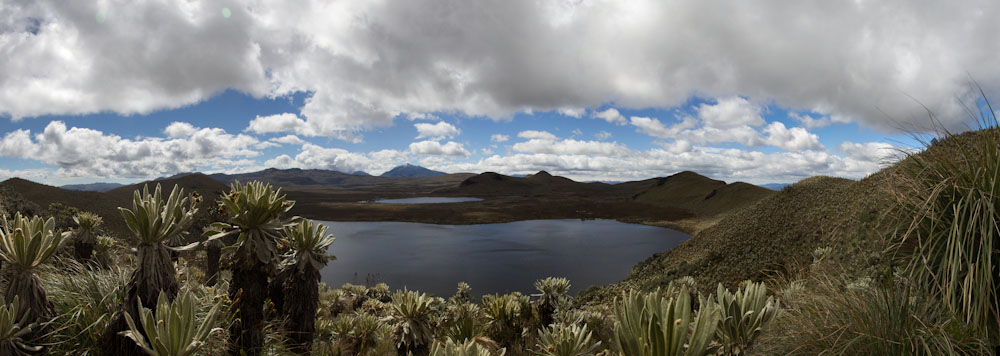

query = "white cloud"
[517,130,558,141]
[271,134,305,145]
[838,141,899,162]
[696,97,765,128]
[559,107,585,118]
[408,140,470,156]
[571,128,583,136]
[593,108,628,125]
[490,134,510,143]
[164,122,197,138]
[0,121,260,178]
[3,0,998,135]
[513,138,629,157]
[265,143,408,174]
[762,122,824,151]
[247,113,307,135]
[594,131,612,140]
[254,141,280,149]
[788,112,853,129]
[414,121,460,140]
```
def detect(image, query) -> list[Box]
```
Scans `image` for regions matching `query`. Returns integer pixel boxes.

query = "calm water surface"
[318,219,690,297]
[363,197,484,204]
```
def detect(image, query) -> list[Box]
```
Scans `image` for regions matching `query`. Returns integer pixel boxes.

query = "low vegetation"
[0,104,998,354]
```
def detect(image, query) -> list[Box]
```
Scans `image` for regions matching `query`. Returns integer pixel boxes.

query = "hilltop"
[439,171,610,197]
[380,164,447,177]
[632,171,775,217]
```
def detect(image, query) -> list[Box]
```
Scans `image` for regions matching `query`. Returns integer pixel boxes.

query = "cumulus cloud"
[762,122,824,151]
[164,122,198,138]
[594,131,612,140]
[838,141,899,162]
[517,130,558,141]
[437,145,889,184]
[408,140,470,156]
[513,138,629,157]
[6,1,995,135]
[490,134,509,143]
[414,121,460,140]
[593,108,628,125]
[266,143,408,174]
[696,97,765,128]
[0,121,260,178]
[271,134,305,145]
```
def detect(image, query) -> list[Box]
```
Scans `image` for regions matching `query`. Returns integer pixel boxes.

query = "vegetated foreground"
[0,123,998,354]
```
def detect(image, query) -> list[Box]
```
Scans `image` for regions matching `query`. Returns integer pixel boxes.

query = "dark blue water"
[364,197,484,204]
[317,219,690,297]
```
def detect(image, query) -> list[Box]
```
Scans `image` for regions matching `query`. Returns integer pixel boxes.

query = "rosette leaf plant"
[0,297,38,356]
[612,287,719,356]
[204,181,294,356]
[121,290,222,356]
[72,211,103,260]
[101,184,198,356]
[276,219,335,354]
[0,212,69,347]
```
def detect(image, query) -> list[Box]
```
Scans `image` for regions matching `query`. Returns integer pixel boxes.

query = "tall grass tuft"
[893,96,1000,341]
[762,276,990,355]
[41,258,129,354]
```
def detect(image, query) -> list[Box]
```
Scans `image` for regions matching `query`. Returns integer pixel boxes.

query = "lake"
[317,219,690,297]
[363,197,484,204]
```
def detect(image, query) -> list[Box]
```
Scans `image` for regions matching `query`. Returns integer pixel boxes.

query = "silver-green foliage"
[120,184,197,248]
[387,290,440,353]
[205,181,294,265]
[535,323,601,356]
[430,338,504,356]
[714,281,779,355]
[121,290,222,356]
[612,287,719,356]
[281,219,335,272]
[0,297,38,356]
[72,211,103,245]
[0,212,68,270]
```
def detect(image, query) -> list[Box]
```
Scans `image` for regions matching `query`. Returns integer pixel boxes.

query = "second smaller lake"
[364,197,483,204]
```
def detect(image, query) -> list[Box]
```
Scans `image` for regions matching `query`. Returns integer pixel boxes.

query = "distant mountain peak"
[380,164,446,178]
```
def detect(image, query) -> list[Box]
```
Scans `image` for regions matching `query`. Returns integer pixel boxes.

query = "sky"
[2,1,999,186]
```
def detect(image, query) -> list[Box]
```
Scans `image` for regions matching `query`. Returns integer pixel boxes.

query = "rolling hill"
[631,171,775,217]
[439,171,610,197]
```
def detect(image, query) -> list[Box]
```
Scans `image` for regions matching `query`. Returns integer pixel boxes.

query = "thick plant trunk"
[229,260,269,356]
[206,243,221,287]
[283,266,320,354]
[6,270,51,348]
[74,240,94,261]
[268,267,292,317]
[101,244,178,356]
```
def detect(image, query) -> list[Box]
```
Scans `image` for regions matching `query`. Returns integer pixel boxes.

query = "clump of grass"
[761,274,989,355]
[893,96,1000,341]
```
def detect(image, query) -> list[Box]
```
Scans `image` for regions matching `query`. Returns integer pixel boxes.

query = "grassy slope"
[581,168,895,302]
[632,171,776,217]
